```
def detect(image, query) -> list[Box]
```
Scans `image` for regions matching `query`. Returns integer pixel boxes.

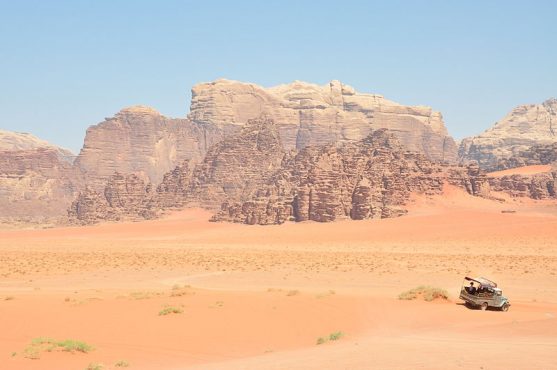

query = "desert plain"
[1,169,557,369]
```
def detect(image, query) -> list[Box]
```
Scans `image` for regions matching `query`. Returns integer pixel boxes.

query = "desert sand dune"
[1,188,557,369]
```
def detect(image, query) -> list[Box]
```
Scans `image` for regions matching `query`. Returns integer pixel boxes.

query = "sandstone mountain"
[69,116,285,224]
[74,105,222,189]
[0,129,74,162]
[459,98,557,170]
[495,143,557,170]
[0,130,81,223]
[189,79,458,163]
[212,129,487,225]
[68,173,156,224]
[73,80,458,194]
[488,167,557,200]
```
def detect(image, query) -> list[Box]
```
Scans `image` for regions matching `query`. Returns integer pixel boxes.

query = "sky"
[0,0,556,153]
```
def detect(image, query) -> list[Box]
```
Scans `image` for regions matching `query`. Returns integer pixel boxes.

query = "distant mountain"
[0,130,82,223]
[0,129,74,162]
[189,79,458,163]
[459,98,557,171]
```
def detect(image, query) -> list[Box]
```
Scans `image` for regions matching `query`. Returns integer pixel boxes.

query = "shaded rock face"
[212,130,484,225]
[74,106,222,189]
[495,143,557,170]
[69,116,286,223]
[155,160,193,208]
[459,98,557,170]
[488,172,557,199]
[189,79,458,163]
[185,115,285,208]
[447,163,491,197]
[68,172,157,224]
[0,147,82,222]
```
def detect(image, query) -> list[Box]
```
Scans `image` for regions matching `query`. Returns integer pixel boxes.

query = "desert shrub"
[316,331,345,345]
[86,363,104,370]
[158,306,183,316]
[328,331,344,341]
[23,337,93,359]
[398,286,449,301]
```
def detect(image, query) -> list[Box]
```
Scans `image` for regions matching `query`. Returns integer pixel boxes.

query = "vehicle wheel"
[501,303,509,312]
[480,302,488,311]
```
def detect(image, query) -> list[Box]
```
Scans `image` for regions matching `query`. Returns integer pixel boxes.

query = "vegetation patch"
[115,360,130,367]
[209,300,224,308]
[129,291,163,300]
[398,286,449,302]
[316,331,345,345]
[158,306,184,316]
[85,363,104,370]
[22,337,93,359]
[170,284,194,297]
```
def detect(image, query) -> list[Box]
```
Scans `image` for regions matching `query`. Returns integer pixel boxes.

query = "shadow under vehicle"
[459,276,510,311]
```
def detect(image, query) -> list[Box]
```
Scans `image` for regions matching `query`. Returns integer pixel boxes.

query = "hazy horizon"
[1,0,556,153]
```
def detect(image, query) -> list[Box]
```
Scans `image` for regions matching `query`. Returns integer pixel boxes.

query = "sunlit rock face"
[459,98,557,171]
[74,105,222,189]
[212,130,487,225]
[189,79,458,163]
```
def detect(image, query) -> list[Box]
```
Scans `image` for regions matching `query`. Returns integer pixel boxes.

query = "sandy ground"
[487,164,552,177]
[1,186,557,369]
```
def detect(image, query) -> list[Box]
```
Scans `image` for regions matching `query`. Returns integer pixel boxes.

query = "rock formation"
[74,106,222,189]
[459,98,557,170]
[488,170,557,199]
[0,129,74,160]
[69,116,285,223]
[68,172,157,224]
[212,130,486,225]
[189,79,458,163]
[0,131,81,223]
[0,148,81,222]
[495,143,557,170]
[185,115,285,208]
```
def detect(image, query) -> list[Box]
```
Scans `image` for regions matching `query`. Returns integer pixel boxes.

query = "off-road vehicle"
[459,276,510,311]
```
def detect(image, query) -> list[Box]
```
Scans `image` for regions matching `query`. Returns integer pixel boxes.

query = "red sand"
[1,186,557,369]
[487,164,552,177]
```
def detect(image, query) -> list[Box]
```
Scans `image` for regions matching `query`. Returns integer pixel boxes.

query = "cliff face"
[68,172,157,224]
[185,115,285,208]
[0,147,82,222]
[189,79,458,163]
[212,130,486,225]
[74,106,222,189]
[488,170,557,199]
[459,98,557,170]
[69,116,285,223]
[0,129,74,161]
[495,143,557,170]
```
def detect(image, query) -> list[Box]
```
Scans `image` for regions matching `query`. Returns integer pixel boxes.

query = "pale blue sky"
[1,0,555,153]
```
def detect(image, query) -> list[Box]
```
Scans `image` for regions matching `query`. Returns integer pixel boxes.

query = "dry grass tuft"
[398,286,449,301]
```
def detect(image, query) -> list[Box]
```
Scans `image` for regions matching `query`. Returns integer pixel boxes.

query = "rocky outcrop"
[495,143,557,170]
[185,115,285,208]
[155,160,193,208]
[69,116,286,223]
[74,106,222,189]
[447,163,491,197]
[488,171,557,199]
[0,132,82,222]
[0,129,74,161]
[459,98,557,170]
[212,130,483,225]
[68,172,157,224]
[189,79,458,163]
